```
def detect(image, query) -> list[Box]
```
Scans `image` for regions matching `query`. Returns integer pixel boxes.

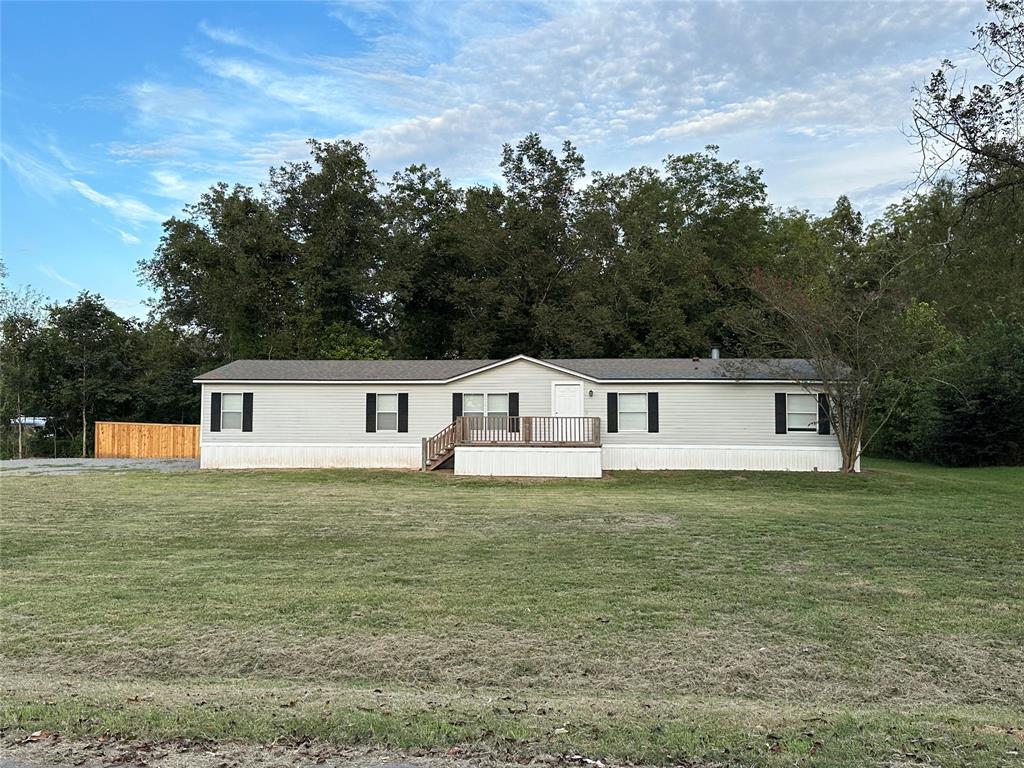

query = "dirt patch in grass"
[0,733,516,768]
[3,678,1023,768]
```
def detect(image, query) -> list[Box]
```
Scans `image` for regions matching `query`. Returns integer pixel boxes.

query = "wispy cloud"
[1,143,71,199]
[69,180,165,224]
[4,143,167,238]
[58,1,987,220]
[39,265,81,290]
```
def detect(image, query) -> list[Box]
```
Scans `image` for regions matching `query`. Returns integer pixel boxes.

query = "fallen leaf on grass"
[567,753,606,768]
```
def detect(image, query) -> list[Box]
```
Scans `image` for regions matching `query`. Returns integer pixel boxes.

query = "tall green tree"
[141,140,382,360]
[577,147,773,356]
[130,320,218,424]
[268,140,382,354]
[448,134,594,357]
[141,183,295,359]
[377,164,464,358]
[36,292,136,457]
[0,262,46,458]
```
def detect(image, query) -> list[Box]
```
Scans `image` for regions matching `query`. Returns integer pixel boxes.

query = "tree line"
[2,0,1021,465]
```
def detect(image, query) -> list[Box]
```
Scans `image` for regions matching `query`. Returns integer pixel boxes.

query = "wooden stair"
[422,420,458,470]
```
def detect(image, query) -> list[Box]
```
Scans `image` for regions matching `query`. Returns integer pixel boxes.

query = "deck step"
[424,448,454,470]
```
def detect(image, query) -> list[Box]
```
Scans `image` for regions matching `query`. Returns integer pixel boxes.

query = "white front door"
[552,383,583,417]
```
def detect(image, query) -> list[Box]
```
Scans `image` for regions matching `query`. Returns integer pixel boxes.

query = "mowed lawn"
[1,460,1022,767]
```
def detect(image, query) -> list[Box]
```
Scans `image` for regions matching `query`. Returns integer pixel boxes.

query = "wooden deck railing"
[456,416,601,447]
[422,419,459,468]
[422,415,602,468]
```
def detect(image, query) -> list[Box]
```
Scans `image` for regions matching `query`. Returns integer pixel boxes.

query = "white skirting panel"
[601,445,852,472]
[455,447,603,478]
[200,443,421,469]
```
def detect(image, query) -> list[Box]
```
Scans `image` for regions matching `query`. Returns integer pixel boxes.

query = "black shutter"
[210,392,221,432]
[452,392,463,421]
[398,393,409,433]
[647,392,659,433]
[242,392,253,432]
[607,392,618,433]
[508,392,519,433]
[775,393,787,434]
[818,393,831,435]
[366,393,377,433]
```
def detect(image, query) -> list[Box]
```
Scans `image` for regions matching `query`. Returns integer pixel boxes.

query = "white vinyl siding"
[200,359,839,452]
[618,393,648,432]
[786,393,818,433]
[584,383,834,448]
[221,393,243,431]
[201,359,581,447]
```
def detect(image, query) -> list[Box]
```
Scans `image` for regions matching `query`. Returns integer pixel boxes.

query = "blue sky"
[2,0,984,317]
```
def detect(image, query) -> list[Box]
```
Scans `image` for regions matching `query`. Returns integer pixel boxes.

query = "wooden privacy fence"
[95,421,200,459]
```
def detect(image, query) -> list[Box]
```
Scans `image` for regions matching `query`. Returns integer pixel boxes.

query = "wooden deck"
[422,416,601,469]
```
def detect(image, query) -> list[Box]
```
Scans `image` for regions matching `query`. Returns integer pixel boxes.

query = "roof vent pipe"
[710,346,721,360]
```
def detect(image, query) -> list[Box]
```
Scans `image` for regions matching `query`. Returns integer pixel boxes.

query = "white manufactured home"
[195,354,850,476]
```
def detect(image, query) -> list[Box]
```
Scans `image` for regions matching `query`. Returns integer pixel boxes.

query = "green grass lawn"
[2,460,1022,766]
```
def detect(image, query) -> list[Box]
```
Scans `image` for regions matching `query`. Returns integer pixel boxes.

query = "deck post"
[421,437,428,470]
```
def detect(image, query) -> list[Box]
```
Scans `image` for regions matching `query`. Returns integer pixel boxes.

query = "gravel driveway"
[0,457,199,477]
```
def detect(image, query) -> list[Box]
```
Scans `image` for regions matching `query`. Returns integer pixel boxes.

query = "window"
[376,394,399,431]
[786,393,818,432]
[463,393,508,419]
[221,393,243,430]
[618,393,648,431]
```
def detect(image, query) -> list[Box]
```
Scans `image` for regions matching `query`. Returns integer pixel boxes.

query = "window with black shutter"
[398,393,409,433]
[210,392,221,432]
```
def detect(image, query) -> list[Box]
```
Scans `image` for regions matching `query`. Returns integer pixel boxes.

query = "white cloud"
[1,144,71,199]
[39,265,81,290]
[102,0,987,211]
[69,180,165,224]
[119,230,142,245]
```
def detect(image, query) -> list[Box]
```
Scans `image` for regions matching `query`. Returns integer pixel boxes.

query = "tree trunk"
[17,393,23,460]
[838,415,865,474]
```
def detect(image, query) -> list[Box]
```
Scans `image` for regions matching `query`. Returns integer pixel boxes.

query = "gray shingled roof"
[194,359,497,382]
[195,356,821,382]
[548,358,820,380]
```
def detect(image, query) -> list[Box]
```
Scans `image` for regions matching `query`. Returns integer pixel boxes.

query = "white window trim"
[617,392,649,432]
[462,392,510,418]
[376,393,399,433]
[221,393,243,431]
[786,392,818,433]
